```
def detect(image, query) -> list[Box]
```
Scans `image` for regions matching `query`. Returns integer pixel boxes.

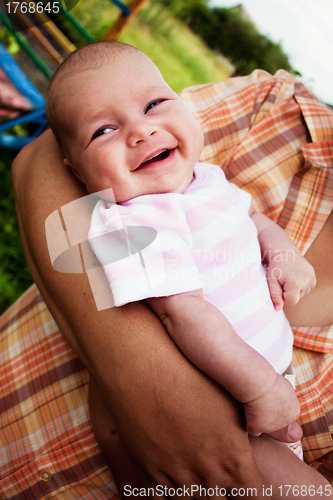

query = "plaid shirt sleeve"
[1,70,333,497]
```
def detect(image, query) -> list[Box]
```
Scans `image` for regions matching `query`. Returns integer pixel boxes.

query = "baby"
[45,41,332,498]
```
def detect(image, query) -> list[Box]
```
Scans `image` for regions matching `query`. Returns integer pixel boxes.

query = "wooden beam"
[102,0,149,41]
[32,7,76,54]
[9,2,63,64]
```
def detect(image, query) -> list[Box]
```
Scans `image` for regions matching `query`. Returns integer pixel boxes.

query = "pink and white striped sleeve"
[88,193,203,306]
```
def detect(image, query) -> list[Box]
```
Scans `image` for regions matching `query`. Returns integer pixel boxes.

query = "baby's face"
[61,53,204,202]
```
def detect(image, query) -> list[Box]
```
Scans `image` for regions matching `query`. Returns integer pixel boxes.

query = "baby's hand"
[266,250,316,311]
[244,372,300,437]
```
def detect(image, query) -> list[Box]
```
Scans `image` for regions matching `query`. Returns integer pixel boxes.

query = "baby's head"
[46,41,204,202]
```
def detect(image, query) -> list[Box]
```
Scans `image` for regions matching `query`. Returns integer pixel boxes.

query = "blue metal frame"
[0,40,47,149]
[109,0,131,16]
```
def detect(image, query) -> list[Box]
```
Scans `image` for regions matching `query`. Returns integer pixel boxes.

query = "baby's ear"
[64,158,84,184]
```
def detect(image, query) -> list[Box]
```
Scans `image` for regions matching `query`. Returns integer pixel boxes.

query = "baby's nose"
[127,120,157,146]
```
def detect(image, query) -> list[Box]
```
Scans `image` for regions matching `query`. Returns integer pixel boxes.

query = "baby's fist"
[267,251,316,311]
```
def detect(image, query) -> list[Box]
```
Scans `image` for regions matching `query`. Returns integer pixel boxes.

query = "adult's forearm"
[148,293,277,403]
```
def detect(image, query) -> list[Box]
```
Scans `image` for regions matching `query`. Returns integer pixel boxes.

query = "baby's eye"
[92,127,114,140]
[145,101,161,113]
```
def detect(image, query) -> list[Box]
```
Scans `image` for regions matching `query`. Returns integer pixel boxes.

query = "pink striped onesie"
[89,162,293,375]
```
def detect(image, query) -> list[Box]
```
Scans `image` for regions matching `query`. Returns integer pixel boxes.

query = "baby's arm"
[250,209,316,310]
[147,292,300,437]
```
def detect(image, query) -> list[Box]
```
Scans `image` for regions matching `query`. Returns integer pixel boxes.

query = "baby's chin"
[139,175,195,198]
[86,172,195,203]
[168,172,195,194]
[87,187,117,203]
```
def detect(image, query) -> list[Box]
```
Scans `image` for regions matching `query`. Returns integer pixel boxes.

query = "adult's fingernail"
[288,422,302,440]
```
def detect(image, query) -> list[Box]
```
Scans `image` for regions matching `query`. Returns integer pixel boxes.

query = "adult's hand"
[12,130,271,498]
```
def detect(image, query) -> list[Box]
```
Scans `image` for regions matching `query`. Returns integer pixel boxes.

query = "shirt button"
[40,470,53,482]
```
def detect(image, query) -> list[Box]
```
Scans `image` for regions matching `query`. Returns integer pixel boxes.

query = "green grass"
[0,1,233,314]
[0,151,33,313]
[68,0,233,91]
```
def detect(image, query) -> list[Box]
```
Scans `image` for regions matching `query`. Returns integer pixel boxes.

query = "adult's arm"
[11,130,288,497]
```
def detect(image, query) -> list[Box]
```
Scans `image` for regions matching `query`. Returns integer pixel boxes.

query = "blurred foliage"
[122,2,233,91]
[158,0,300,76]
[0,29,33,313]
[65,0,233,91]
[0,27,20,54]
[0,151,33,314]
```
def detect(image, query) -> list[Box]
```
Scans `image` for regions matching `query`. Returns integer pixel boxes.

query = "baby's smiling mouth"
[139,149,171,168]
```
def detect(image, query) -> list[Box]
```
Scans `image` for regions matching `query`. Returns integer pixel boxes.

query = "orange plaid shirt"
[1,69,333,498]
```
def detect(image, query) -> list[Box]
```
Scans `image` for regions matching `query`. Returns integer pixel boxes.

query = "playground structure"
[0,0,149,148]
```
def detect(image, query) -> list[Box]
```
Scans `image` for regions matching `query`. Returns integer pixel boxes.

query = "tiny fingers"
[267,274,284,310]
[284,270,316,303]
[283,287,301,305]
[299,283,315,299]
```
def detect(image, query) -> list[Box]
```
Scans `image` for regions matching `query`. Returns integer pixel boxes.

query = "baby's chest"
[186,199,261,274]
